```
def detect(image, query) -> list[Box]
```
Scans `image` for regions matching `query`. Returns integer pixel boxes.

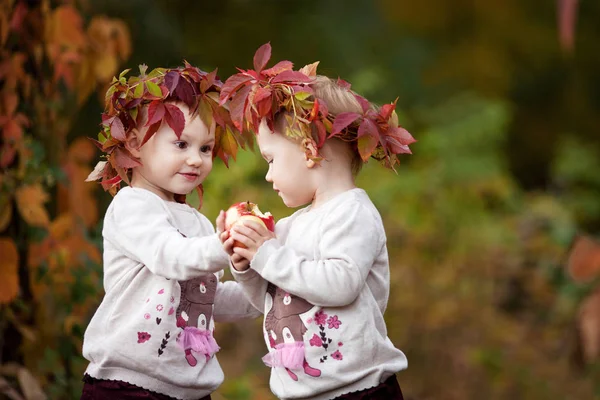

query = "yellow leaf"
[47,5,86,50]
[0,237,19,304]
[94,54,118,83]
[76,58,97,106]
[220,126,239,160]
[15,184,50,227]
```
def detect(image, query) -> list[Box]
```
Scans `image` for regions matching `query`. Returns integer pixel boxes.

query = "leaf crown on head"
[219,43,416,169]
[87,62,245,196]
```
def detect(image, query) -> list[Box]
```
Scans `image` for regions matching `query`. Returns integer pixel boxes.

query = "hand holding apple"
[224,201,276,263]
[224,201,275,248]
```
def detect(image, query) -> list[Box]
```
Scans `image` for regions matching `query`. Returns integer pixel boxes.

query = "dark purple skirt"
[80,374,211,400]
[332,374,404,400]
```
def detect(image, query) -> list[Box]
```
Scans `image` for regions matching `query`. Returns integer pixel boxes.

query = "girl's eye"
[175,141,188,149]
[200,145,212,153]
[267,159,273,164]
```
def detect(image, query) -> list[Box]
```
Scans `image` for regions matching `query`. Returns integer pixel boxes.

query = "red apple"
[225,201,275,248]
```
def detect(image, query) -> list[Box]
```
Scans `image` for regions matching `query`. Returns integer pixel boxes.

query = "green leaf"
[148,67,166,79]
[118,68,131,80]
[146,81,162,98]
[129,107,138,122]
[133,82,144,98]
[294,91,311,101]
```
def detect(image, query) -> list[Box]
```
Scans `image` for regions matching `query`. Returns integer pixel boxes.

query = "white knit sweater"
[82,187,260,400]
[232,188,407,400]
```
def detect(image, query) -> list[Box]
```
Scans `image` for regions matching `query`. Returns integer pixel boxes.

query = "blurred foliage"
[0,0,129,398]
[2,0,600,399]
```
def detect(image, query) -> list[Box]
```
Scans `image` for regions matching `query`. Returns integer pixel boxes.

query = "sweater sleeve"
[250,200,383,307]
[213,279,263,322]
[103,189,228,280]
[229,266,269,313]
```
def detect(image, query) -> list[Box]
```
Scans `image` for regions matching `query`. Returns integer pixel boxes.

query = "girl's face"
[131,103,214,202]
[257,120,316,208]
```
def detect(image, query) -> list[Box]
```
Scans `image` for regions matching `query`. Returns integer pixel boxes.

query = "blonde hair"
[312,75,369,175]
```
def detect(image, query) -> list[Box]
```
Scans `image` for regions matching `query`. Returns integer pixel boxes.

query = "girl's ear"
[125,128,142,158]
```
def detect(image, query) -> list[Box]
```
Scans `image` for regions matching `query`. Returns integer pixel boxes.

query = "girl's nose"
[187,152,203,167]
[265,168,272,182]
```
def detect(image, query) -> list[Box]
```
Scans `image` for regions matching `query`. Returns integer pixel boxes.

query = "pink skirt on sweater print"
[177,327,220,358]
[262,342,305,369]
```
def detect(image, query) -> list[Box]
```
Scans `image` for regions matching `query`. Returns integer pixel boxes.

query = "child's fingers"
[223,236,236,255]
[233,246,253,261]
[230,231,256,248]
[240,220,270,236]
[231,253,245,263]
[219,230,230,243]
[231,225,260,241]
[215,210,226,233]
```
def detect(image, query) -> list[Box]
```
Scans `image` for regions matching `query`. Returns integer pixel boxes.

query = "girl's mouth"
[179,173,199,181]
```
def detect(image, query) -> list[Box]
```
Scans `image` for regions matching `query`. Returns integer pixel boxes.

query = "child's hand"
[216,210,236,256]
[231,253,250,271]
[230,220,276,262]
[216,210,227,242]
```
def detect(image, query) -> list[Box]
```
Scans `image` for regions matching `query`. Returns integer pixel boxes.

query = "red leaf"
[174,78,196,108]
[262,60,294,76]
[87,137,105,151]
[337,78,351,90]
[113,147,141,169]
[379,102,396,121]
[201,69,218,93]
[210,101,230,128]
[331,112,361,135]
[146,101,165,127]
[220,73,254,104]
[237,68,260,80]
[257,97,272,119]
[165,103,186,138]
[558,0,579,53]
[253,43,272,73]
[164,71,180,93]
[229,85,252,131]
[314,119,327,147]
[110,116,125,141]
[253,87,272,105]
[308,99,320,122]
[357,118,379,139]
[271,70,313,84]
[141,121,161,146]
[354,94,371,113]
[390,126,416,145]
[384,127,413,155]
[319,98,329,118]
[101,174,122,190]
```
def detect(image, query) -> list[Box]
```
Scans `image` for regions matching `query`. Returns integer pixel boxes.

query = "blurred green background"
[2,0,600,399]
